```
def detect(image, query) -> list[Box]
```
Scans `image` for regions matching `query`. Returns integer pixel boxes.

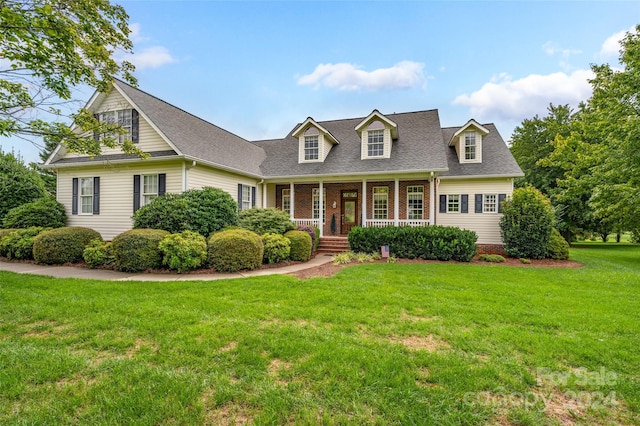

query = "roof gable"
[449,119,489,146]
[355,109,399,139]
[292,117,339,145]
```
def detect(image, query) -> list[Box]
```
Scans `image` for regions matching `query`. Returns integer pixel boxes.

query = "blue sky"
[2,1,639,164]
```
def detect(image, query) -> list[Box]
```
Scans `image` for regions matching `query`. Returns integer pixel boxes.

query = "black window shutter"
[439,194,447,213]
[131,109,139,143]
[133,175,141,213]
[475,194,483,213]
[158,173,166,196]
[72,178,78,215]
[461,194,469,213]
[93,114,100,142]
[251,186,256,207]
[93,177,100,215]
[498,194,506,213]
[237,184,243,210]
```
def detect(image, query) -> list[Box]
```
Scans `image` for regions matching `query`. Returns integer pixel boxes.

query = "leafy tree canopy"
[0,0,143,157]
[0,150,47,222]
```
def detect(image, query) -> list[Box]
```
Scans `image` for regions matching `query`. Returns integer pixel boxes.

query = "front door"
[340,190,358,234]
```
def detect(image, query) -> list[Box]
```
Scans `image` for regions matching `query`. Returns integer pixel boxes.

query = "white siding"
[322,135,333,161]
[58,162,184,240]
[187,164,262,207]
[436,178,513,244]
[360,128,392,160]
[266,184,276,208]
[64,88,173,159]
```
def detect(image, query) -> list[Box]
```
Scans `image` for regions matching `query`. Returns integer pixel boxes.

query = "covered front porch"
[270,178,435,237]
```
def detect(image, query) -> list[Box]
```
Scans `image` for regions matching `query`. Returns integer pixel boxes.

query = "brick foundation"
[476,244,506,255]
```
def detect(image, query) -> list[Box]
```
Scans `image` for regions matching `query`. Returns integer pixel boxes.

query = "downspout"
[259,179,265,208]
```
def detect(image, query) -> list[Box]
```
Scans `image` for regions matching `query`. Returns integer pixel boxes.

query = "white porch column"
[262,182,267,208]
[361,179,367,227]
[429,175,435,225]
[289,182,294,220]
[394,178,399,226]
[318,180,324,237]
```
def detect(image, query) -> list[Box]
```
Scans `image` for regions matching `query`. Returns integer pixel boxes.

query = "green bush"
[284,230,312,262]
[208,229,263,272]
[133,187,238,237]
[347,225,478,262]
[0,151,47,223]
[111,229,170,272]
[159,231,208,273]
[479,254,505,263]
[313,226,321,251]
[0,227,48,259]
[500,187,555,259]
[238,208,295,235]
[83,239,115,268]
[3,197,66,229]
[296,225,318,253]
[33,227,102,264]
[262,233,291,264]
[547,228,570,260]
[0,228,18,244]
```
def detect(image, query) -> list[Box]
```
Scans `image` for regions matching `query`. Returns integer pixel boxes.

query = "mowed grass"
[1,245,639,425]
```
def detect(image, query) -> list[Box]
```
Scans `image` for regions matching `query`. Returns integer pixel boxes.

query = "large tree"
[0,0,142,157]
[0,150,47,222]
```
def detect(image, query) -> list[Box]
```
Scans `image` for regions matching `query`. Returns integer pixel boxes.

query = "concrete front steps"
[317,237,350,254]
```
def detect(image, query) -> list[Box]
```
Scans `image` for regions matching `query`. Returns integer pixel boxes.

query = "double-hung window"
[142,174,159,206]
[282,188,291,213]
[312,188,326,223]
[241,184,252,210]
[447,194,460,213]
[367,130,384,157]
[304,135,319,161]
[373,187,388,219]
[99,109,133,143]
[483,194,497,213]
[464,131,476,160]
[407,186,424,219]
[80,178,94,214]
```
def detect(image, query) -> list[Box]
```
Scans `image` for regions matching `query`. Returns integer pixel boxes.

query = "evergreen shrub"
[111,229,170,272]
[33,227,102,264]
[208,229,263,272]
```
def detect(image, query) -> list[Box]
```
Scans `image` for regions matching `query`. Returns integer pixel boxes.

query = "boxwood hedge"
[111,229,170,272]
[33,227,102,264]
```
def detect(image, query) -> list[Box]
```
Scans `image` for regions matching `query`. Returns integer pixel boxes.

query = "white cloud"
[600,27,633,60]
[542,41,582,71]
[297,61,425,91]
[129,23,149,44]
[453,70,593,121]
[122,46,177,70]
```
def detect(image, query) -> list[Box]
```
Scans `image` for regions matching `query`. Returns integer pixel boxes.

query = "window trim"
[79,177,94,215]
[447,194,460,214]
[141,174,159,207]
[372,186,389,219]
[241,184,252,210]
[464,131,476,161]
[483,193,497,214]
[282,188,291,213]
[304,135,319,161]
[407,185,424,220]
[312,188,326,223]
[98,109,133,143]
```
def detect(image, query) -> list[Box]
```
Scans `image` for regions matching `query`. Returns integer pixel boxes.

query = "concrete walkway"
[0,254,335,282]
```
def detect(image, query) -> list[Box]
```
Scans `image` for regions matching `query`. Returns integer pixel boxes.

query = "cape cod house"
[43,80,523,248]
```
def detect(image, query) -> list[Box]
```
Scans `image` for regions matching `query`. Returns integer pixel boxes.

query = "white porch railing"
[293,218,321,228]
[364,219,431,228]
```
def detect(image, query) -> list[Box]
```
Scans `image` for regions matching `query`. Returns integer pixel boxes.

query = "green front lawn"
[1,245,639,425]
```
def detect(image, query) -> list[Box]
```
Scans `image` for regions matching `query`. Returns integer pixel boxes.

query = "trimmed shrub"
[547,228,569,260]
[500,187,555,259]
[159,231,208,273]
[111,229,170,272]
[348,225,478,262]
[262,233,291,264]
[296,225,317,252]
[0,228,18,243]
[33,227,102,264]
[313,226,321,251]
[83,239,115,269]
[3,197,66,229]
[0,227,48,259]
[284,230,312,262]
[238,208,295,235]
[208,229,263,272]
[479,254,506,263]
[133,187,238,237]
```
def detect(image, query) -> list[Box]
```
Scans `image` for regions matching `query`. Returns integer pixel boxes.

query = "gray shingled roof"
[113,80,265,176]
[440,125,523,177]
[254,110,450,178]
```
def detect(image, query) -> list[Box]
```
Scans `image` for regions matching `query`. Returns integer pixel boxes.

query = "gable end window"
[304,135,319,161]
[238,184,256,210]
[367,129,384,157]
[464,131,476,160]
[72,177,100,215]
[97,109,139,143]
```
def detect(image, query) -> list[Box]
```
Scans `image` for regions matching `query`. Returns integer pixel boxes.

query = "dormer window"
[367,129,384,157]
[304,135,319,160]
[464,131,477,160]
